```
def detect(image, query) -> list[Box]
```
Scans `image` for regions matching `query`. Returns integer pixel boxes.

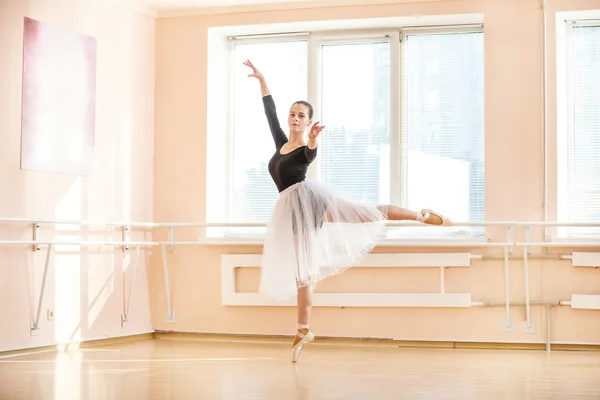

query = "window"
[558,23,600,238]
[318,40,391,205]
[400,31,485,234]
[222,27,485,238]
[229,39,308,232]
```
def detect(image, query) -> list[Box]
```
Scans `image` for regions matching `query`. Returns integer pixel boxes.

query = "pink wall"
[2,0,599,352]
[0,0,155,351]
[152,0,600,346]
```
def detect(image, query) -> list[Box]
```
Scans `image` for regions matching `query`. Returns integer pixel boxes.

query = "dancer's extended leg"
[292,284,315,363]
[378,205,451,226]
[325,202,451,225]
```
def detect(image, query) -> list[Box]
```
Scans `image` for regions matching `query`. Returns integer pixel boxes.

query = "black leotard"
[263,95,317,193]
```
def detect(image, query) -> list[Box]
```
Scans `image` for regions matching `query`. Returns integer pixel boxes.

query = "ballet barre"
[1,217,600,350]
[2,217,600,250]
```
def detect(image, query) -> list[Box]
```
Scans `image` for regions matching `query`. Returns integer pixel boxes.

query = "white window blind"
[230,40,308,232]
[401,32,485,231]
[224,29,485,238]
[561,25,600,237]
[318,40,391,204]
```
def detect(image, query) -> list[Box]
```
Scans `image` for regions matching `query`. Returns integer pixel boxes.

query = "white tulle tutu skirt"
[259,180,387,301]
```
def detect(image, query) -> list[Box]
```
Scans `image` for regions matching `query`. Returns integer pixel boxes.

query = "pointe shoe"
[418,209,452,226]
[292,328,314,363]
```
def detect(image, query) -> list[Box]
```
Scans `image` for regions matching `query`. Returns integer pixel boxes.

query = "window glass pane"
[561,26,600,237]
[319,40,391,204]
[402,32,485,232]
[231,41,308,232]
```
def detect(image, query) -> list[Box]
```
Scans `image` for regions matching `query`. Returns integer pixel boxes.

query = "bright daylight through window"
[559,24,600,238]
[226,28,485,238]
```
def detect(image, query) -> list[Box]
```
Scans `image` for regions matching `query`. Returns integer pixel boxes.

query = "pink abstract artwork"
[21,17,97,176]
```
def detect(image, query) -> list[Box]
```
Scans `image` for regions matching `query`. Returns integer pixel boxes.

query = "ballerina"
[243,59,451,362]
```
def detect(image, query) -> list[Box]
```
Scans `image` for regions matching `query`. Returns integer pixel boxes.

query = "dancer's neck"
[288,131,306,147]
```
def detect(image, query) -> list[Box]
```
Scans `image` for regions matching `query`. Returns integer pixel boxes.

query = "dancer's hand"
[308,122,325,139]
[244,59,270,96]
[243,60,264,80]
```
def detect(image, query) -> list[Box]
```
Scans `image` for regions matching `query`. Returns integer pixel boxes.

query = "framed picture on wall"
[20,16,97,176]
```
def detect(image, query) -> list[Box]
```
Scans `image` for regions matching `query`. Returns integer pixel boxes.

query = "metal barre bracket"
[122,226,130,253]
[32,223,40,252]
[30,244,53,336]
[121,244,142,328]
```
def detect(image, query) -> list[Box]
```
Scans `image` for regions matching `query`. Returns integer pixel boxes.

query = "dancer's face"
[288,104,311,134]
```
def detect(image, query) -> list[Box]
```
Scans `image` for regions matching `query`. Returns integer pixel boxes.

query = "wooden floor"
[1,336,599,399]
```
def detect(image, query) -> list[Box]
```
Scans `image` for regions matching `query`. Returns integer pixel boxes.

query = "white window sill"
[197,227,488,246]
[550,237,600,243]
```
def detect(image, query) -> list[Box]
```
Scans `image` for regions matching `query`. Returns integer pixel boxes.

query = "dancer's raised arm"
[244,60,288,150]
[243,59,270,97]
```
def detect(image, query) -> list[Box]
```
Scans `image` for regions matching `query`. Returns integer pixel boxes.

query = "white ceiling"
[113,0,460,18]
[124,0,312,11]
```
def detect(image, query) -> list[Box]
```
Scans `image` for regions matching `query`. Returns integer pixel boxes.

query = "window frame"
[398,25,485,216]
[308,30,399,203]
[221,25,485,240]
[225,34,311,230]
[556,19,600,240]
